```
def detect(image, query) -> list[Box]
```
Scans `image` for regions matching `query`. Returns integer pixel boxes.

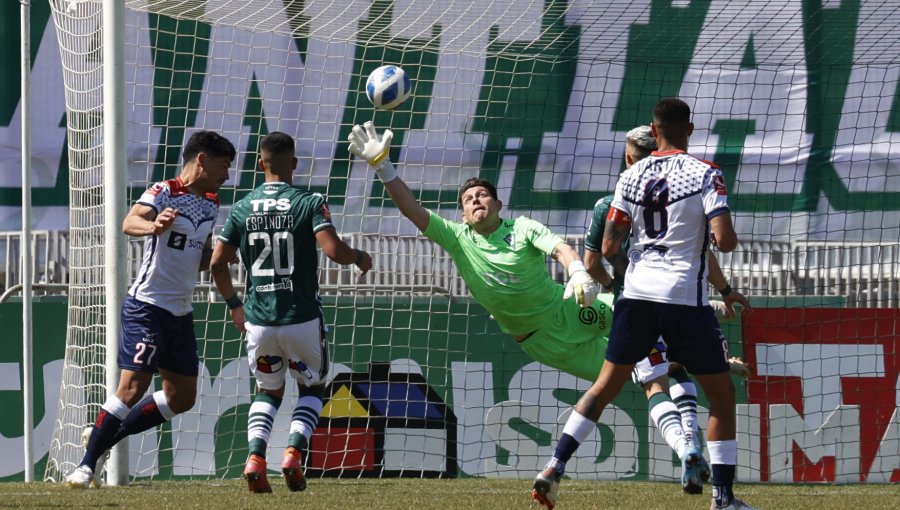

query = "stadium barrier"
[0,231,896,307]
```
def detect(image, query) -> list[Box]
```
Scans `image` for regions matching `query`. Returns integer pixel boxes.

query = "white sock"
[290,395,324,443]
[152,390,176,420]
[670,381,701,449]
[649,392,689,458]
[247,397,280,444]
[562,410,596,444]
[708,440,737,465]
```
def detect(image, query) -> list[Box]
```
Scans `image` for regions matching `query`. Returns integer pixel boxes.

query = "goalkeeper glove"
[563,261,599,307]
[347,121,397,182]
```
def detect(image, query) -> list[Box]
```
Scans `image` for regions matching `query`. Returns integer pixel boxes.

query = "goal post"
[45,0,900,485]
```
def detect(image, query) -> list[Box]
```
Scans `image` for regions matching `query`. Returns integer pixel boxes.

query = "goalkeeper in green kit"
[349,122,754,498]
[349,122,611,381]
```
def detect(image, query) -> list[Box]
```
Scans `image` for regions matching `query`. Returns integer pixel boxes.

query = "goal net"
[46,0,900,484]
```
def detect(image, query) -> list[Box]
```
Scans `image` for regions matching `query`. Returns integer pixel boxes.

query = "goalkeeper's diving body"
[347,122,745,493]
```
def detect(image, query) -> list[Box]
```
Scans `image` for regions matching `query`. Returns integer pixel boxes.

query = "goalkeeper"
[348,123,741,484]
[350,122,610,385]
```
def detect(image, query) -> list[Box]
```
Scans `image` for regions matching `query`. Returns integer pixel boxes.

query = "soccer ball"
[365,65,412,110]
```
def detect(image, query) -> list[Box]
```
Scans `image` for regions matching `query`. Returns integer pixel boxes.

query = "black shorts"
[118,295,199,376]
[605,297,729,375]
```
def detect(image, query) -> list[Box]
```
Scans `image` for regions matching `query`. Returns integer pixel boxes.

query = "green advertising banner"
[0,299,747,481]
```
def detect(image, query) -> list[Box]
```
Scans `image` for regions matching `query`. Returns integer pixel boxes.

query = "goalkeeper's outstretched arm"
[348,122,429,232]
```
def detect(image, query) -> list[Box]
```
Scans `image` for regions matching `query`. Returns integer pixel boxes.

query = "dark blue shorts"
[606,298,729,375]
[119,295,199,376]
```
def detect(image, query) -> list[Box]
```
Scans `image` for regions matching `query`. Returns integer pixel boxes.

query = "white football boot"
[531,462,562,509]
[710,498,760,510]
[63,465,94,489]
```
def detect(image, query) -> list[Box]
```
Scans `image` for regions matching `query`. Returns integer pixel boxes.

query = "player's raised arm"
[348,121,430,232]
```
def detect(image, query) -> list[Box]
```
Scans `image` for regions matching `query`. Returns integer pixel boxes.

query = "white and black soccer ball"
[365,65,412,110]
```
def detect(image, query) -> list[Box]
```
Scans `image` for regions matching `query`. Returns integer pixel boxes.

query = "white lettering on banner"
[768,404,861,483]
[0,20,69,230]
[867,371,900,483]
[0,22,67,188]
[647,404,762,483]
[833,3,900,239]
[756,343,885,428]
[682,0,811,221]
[168,359,251,476]
[557,405,638,479]
[191,2,308,183]
[451,361,498,477]
[0,361,64,477]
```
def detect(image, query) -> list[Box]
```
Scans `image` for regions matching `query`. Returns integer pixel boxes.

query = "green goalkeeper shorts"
[518,293,614,382]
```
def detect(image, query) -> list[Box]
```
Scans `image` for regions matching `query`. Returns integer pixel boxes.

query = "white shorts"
[245,317,329,390]
[631,336,669,386]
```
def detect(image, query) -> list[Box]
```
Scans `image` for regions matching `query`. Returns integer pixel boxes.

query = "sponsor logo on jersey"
[167,232,187,250]
[578,306,597,325]
[713,174,727,195]
[503,233,515,246]
[255,355,283,374]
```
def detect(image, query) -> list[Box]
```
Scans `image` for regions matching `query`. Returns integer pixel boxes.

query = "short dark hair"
[182,130,236,164]
[459,177,498,205]
[652,97,692,139]
[260,131,295,157]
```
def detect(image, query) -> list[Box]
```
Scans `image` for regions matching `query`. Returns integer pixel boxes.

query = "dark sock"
[712,464,736,507]
[553,433,581,466]
[288,432,308,453]
[82,409,122,470]
[248,438,268,458]
[111,395,167,444]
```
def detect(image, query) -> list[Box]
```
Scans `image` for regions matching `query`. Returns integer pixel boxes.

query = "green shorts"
[518,293,614,382]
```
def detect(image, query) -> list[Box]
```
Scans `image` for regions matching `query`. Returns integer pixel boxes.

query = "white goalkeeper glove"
[347,121,397,182]
[563,261,599,307]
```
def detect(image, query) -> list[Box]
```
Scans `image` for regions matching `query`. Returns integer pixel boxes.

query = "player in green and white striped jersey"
[211,132,372,493]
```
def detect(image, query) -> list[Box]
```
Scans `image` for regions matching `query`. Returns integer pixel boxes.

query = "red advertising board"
[743,308,899,482]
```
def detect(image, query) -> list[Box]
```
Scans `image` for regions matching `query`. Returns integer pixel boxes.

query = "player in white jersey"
[65,131,236,489]
[533,99,757,510]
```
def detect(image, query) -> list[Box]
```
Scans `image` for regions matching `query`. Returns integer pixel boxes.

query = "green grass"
[1,479,898,510]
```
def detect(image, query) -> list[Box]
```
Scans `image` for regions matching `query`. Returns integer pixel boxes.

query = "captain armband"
[606,207,632,227]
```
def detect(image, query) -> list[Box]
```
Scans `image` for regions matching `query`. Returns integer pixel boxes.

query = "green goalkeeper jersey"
[423,210,566,336]
[219,182,333,326]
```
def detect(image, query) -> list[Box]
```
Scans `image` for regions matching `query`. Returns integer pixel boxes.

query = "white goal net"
[45,0,900,485]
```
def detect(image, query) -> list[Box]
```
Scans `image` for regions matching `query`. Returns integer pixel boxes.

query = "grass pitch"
[0,479,897,510]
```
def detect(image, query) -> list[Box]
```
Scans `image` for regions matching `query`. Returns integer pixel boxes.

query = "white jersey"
[128,177,219,315]
[611,149,729,306]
